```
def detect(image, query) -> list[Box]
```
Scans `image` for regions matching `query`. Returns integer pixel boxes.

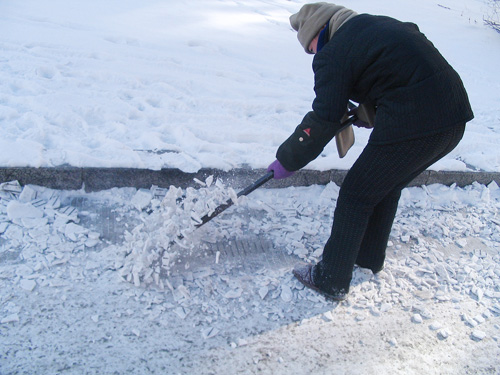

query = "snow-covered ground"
[1,0,499,172]
[1,0,500,373]
[1,179,500,374]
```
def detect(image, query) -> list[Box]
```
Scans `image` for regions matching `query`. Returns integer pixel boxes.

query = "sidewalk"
[1,167,499,191]
[1,173,499,374]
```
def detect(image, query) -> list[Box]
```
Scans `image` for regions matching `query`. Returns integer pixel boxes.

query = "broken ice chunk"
[21,217,48,229]
[132,329,141,337]
[434,263,451,282]
[438,329,449,340]
[85,239,100,248]
[88,232,100,240]
[462,313,478,328]
[471,287,484,301]
[280,285,293,302]
[0,181,22,194]
[64,223,88,242]
[312,247,323,258]
[19,279,37,292]
[132,271,141,287]
[193,178,206,186]
[56,206,79,222]
[224,288,243,299]
[412,314,423,324]
[293,246,308,258]
[85,232,100,246]
[18,185,39,203]
[1,313,20,324]
[434,291,450,302]
[174,307,188,320]
[413,306,432,319]
[6,201,44,221]
[131,189,153,211]
[228,188,238,205]
[205,175,214,187]
[215,179,224,190]
[488,303,500,315]
[46,195,61,209]
[474,314,486,325]
[388,338,398,347]
[429,322,443,331]
[370,307,381,317]
[259,286,269,300]
[471,330,486,341]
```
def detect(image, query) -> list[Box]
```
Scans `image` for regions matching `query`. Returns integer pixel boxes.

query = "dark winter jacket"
[277,14,474,172]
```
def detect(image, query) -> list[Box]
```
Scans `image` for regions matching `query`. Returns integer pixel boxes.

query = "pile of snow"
[0,181,101,273]
[118,176,239,287]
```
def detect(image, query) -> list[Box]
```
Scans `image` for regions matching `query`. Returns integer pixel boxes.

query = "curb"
[1,167,499,192]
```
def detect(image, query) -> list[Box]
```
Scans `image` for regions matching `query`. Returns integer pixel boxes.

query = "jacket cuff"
[276,112,337,171]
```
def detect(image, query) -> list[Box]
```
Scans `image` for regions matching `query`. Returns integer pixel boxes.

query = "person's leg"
[355,123,466,273]
[312,124,466,294]
[354,189,401,273]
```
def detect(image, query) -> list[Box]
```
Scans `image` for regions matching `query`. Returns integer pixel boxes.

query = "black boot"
[292,263,347,301]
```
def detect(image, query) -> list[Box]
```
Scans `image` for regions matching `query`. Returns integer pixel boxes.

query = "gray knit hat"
[290,2,356,53]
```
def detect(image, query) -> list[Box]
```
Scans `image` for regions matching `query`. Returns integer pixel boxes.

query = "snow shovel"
[194,112,359,229]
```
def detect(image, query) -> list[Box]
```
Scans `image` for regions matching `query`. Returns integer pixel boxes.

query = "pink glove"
[267,159,295,179]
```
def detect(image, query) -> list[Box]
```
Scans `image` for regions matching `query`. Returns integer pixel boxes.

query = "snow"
[1,179,500,373]
[1,0,500,373]
[1,0,499,172]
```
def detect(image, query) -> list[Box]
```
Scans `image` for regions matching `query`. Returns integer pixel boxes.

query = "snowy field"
[1,0,499,172]
[1,0,500,373]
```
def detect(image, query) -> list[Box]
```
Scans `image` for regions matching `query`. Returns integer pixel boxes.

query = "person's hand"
[347,103,376,129]
[347,107,371,128]
[267,159,295,179]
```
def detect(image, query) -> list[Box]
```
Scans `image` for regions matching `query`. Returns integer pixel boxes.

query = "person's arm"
[276,48,353,171]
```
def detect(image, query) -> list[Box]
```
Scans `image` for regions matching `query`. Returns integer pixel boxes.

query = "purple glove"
[267,159,295,179]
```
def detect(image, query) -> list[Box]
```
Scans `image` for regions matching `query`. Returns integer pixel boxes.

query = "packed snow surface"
[1,0,499,172]
[1,179,499,373]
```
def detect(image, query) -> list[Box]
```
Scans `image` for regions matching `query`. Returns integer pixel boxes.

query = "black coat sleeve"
[276,45,354,171]
[276,111,337,171]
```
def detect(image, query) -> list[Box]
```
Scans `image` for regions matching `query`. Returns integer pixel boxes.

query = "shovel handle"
[236,170,274,198]
[195,171,274,228]
[336,113,358,135]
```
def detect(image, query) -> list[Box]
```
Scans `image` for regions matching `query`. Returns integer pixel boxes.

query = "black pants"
[314,124,466,293]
